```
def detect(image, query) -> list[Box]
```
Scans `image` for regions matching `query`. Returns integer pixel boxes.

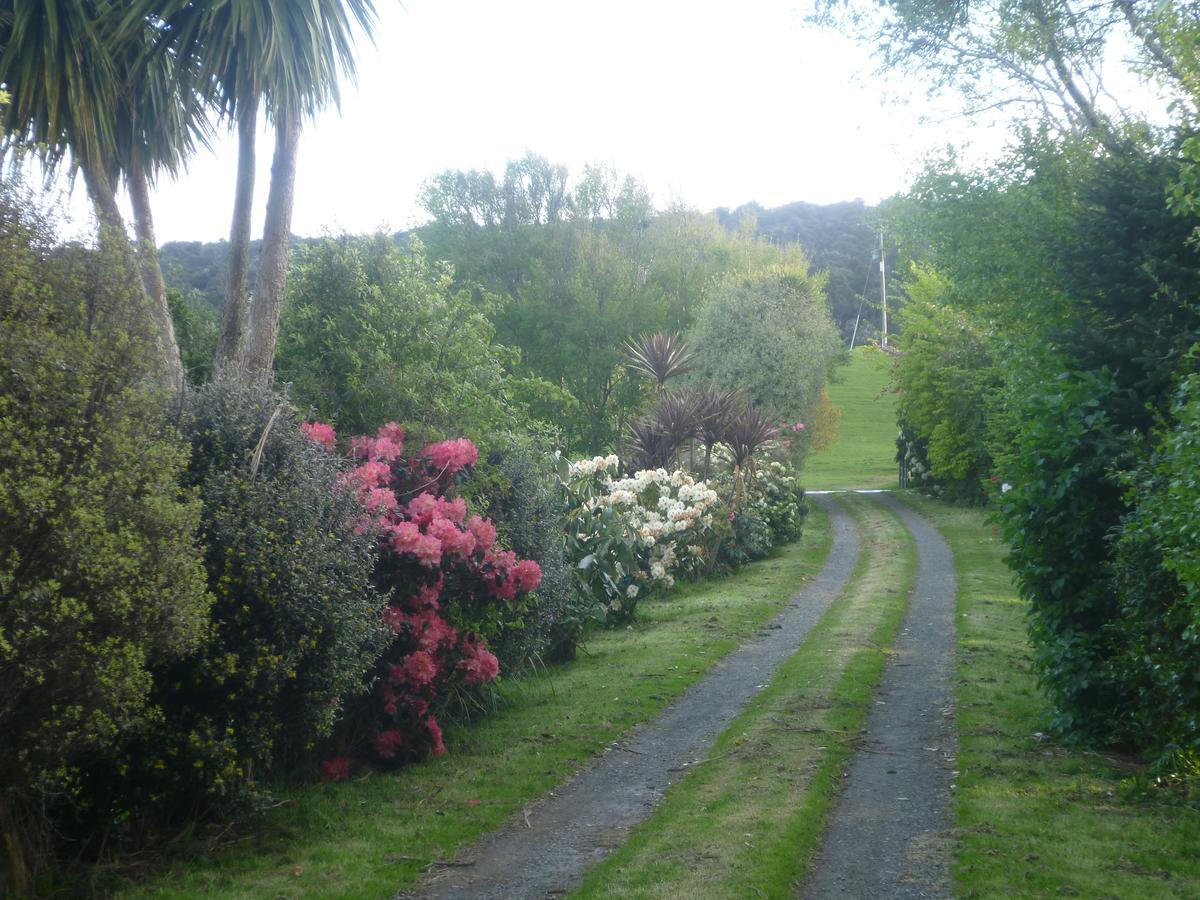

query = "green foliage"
[892,265,999,504]
[420,154,840,454]
[716,199,900,340]
[997,369,1136,742]
[689,269,841,427]
[276,234,534,440]
[88,379,387,822]
[712,458,808,565]
[896,133,1200,756]
[167,285,217,383]
[1107,370,1200,759]
[474,434,590,665]
[0,183,209,878]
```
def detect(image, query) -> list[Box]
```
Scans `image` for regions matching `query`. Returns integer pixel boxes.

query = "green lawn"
[572,495,917,899]
[88,512,835,900]
[803,347,898,491]
[901,495,1200,899]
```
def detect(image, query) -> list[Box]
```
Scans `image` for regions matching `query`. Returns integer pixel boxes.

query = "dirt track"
[802,493,957,898]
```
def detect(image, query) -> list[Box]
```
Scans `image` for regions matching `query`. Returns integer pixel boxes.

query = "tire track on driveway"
[802,493,957,899]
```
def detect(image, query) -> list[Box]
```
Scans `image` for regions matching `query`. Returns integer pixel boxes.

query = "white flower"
[1001,482,1013,493]
[626,584,639,599]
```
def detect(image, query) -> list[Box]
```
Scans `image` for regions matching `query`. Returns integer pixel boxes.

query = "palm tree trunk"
[128,159,185,391]
[242,112,299,379]
[81,164,178,391]
[215,98,259,374]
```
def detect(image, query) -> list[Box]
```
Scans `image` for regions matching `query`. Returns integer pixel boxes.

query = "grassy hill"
[802,347,898,490]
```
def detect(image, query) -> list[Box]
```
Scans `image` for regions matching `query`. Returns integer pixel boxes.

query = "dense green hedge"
[0,185,211,884]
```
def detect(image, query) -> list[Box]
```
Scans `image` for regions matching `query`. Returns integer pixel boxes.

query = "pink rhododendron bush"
[306,422,542,768]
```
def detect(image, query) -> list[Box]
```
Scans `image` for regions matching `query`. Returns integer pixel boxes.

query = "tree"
[419,156,836,453]
[276,234,530,439]
[151,0,378,377]
[0,1,193,390]
[813,0,1200,149]
[0,178,209,891]
[688,267,841,428]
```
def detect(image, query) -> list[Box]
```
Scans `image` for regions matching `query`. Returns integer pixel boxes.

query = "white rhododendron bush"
[556,454,721,621]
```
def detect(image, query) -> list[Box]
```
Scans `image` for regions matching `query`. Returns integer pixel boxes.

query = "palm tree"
[152,0,378,378]
[115,15,213,387]
[1,2,193,390]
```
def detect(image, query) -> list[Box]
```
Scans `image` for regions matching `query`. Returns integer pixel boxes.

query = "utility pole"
[879,230,888,348]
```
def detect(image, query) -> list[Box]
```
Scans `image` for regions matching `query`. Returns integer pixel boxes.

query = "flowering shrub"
[751,460,808,546]
[709,456,808,565]
[326,423,542,765]
[558,455,720,621]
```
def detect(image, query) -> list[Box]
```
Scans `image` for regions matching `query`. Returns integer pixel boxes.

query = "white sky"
[52,0,1158,244]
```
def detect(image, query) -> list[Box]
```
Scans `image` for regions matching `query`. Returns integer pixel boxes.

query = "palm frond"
[721,404,781,470]
[624,331,694,390]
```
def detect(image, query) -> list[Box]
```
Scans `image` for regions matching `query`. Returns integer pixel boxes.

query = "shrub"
[0,184,209,882]
[476,435,590,665]
[996,369,1137,743]
[558,456,719,622]
[891,272,998,505]
[86,379,387,825]
[333,424,542,765]
[711,458,808,565]
[1107,370,1200,761]
[275,234,533,440]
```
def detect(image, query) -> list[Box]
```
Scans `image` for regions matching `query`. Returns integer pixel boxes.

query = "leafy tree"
[895,131,1200,753]
[813,0,1199,149]
[0,1,202,389]
[420,155,839,454]
[688,268,841,430]
[276,234,535,440]
[892,265,1001,503]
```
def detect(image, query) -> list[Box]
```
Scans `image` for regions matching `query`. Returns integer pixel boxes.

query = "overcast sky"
[55,1,1055,243]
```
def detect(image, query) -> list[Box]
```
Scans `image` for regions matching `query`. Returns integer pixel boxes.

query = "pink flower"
[428,517,475,559]
[365,487,398,515]
[301,421,337,452]
[389,521,422,555]
[413,533,443,567]
[377,422,406,446]
[426,716,446,755]
[511,559,543,594]
[342,460,391,492]
[412,578,443,609]
[406,492,439,526]
[407,696,430,718]
[423,438,479,475]
[382,605,406,633]
[436,496,468,524]
[392,650,438,686]
[458,645,500,685]
[319,755,351,781]
[467,515,497,551]
[373,729,406,760]
[408,609,456,653]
